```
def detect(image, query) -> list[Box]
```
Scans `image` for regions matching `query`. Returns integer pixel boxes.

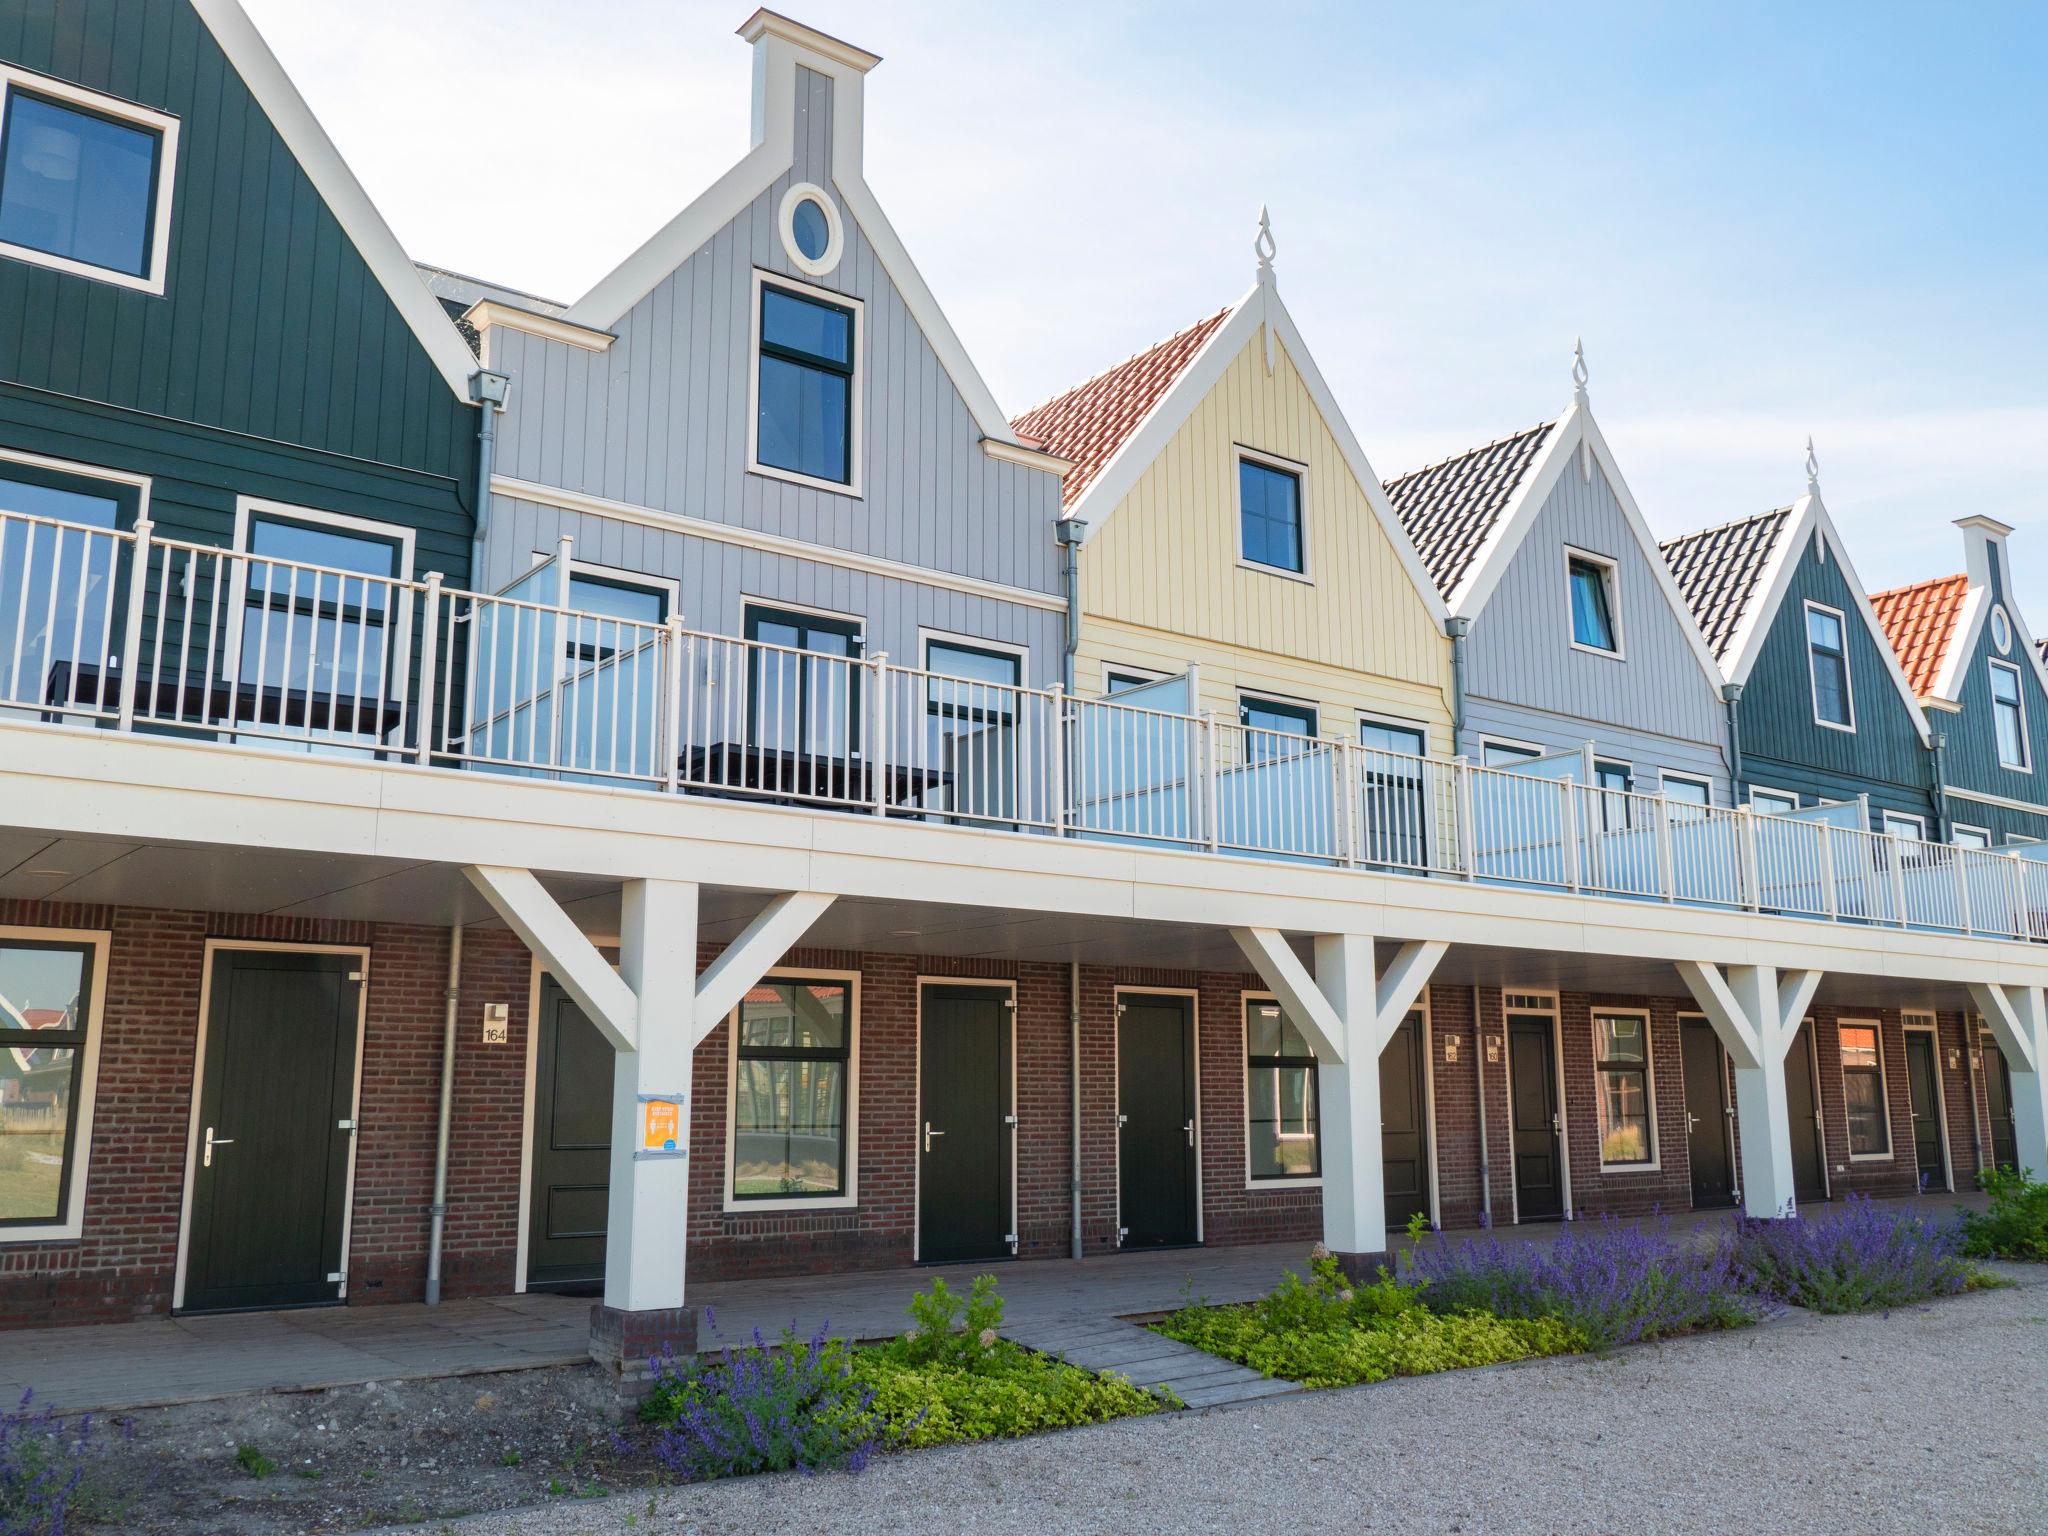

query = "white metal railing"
[12,509,2048,947]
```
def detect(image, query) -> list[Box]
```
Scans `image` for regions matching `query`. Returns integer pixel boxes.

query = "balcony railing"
[8,508,2048,945]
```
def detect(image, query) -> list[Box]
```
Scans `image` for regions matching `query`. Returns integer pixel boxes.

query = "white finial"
[1571,337,1589,406]
[1255,205,1276,284]
[1805,435,1820,494]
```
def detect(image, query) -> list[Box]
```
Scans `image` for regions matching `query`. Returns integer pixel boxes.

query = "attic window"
[750,273,861,494]
[1565,550,1620,655]
[1991,605,2012,655]
[777,183,843,278]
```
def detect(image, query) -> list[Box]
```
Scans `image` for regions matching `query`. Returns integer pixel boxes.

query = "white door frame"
[1501,990,1571,1223]
[912,977,1018,1264]
[1901,1012,1954,1193]
[1111,985,1203,1247]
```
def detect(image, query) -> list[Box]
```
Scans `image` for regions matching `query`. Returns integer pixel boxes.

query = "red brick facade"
[0,898,2006,1329]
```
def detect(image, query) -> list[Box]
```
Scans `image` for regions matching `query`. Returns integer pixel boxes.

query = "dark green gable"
[1933,537,2048,843]
[0,0,475,581]
[1738,524,1935,827]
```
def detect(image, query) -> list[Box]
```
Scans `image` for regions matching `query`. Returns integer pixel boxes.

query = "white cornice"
[981,438,1071,476]
[463,301,615,359]
[192,0,480,400]
[490,474,1065,614]
[737,10,881,73]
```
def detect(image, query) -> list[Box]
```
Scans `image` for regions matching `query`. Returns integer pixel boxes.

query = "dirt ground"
[73,1363,662,1534]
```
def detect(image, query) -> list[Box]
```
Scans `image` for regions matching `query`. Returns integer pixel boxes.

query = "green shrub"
[1155,1252,1583,1389]
[1959,1167,2048,1262]
[852,1338,1165,1448]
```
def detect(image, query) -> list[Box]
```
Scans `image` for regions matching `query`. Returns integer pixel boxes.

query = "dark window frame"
[0,936,94,1230]
[730,974,854,1202]
[1245,998,1319,1181]
[1593,1009,1654,1167]
[1838,1022,1890,1158]
[0,83,165,282]
[742,603,865,760]
[1566,550,1621,654]
[1805,601,1854,730]
[754,278,858,488]
[1237,453,1306,575]
[1989,660,2029,771]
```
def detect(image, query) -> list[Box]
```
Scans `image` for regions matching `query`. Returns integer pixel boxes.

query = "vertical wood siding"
[1933,544,2048,838]
[1074,327,1451,736]
[480,67,1062,668]
[1736,530,1933,819]
[1465,457,1728,789]
[0,1,471,489]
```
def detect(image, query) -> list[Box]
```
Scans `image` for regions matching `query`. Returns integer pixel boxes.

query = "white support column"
[1677,961,1822,1219]
[1968,981,2048,1180]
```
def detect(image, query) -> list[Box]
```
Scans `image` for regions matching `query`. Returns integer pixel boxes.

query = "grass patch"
[1958,1168,2048,1263]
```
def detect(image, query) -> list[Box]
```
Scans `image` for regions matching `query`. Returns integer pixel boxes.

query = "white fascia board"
[1720,496,1814,688]
[192,0,480,400]
[1805,499,1934,747]
[1264,293,1450,626]
[1930,585,1985,703]
[1062,285,1261,539]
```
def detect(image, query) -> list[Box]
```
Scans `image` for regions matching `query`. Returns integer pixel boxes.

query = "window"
[1246,999,1317,1180]
[920,636,1024,821]
[0,455,145,716]
[1804,603,1853,729]
[1839,1023,1890,1158]
[1594,1011,1654,1166]
[731,976,852,1201]
[1239,694,1317,762]
[777,182,843,277]
[1751,788,1799,816]
[1482,740,1542,769]
[1104,665,1168,696]
[1990,661,2029,771]
[1593,758,1633,831]
[0,71,176,291]
[1359,717,1428,867]
[744,605,862,764]
[1881,811,1925,841]
[1660,774,1712,808]
[753,277,859,490]
[1952,824,1992,850]
[0,935,100,1238]
[1238,454,1304,575]
[1991,605,2012,655]
[557,568,672,779]
[1566,550,1620,654]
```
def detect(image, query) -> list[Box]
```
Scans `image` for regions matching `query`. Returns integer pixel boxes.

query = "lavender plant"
[640,1315,890,1482]
[1730,1196,1976,1313]
[0,1392,95,1536]
[1407,1214,1765,1348]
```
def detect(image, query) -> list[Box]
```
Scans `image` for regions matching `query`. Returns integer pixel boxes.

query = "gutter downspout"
[469,370,511,543]
[1445,617,1471,758]
[425,924,464,1306]
[1960,1013,1986,1179]
[1056,520,1087,694]
[1929,730,1951,842]
[1472,985,1491,1228]
[1069,962,1083,1259]
[1722,682,1745,801]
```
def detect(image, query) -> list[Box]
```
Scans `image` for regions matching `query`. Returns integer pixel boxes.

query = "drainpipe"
[1721,682,1745,801]
[1445,617,1471,758]
[469,370,511,543]
[1472,984,1491,1227]
[1929,731,1951,842]
[1055,520,1087,694]
[425,924,464,1306]
[1069,962,1083,1259]
[1960,1016,1986,1179]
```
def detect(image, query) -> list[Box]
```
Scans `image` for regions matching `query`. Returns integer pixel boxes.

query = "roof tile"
[1659,507,1796,663]
[1869,574,1969,697]
[1011,307,1234,511]
[1382,423,1555,600]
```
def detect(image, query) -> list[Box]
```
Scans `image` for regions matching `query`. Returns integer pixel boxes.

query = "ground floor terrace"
[1,722,2045,1372]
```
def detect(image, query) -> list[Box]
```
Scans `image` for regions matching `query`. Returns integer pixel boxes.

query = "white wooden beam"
[1372,940,1447,1054]
[691,892,837,1044]
[1776,969,1823,1053]
[1969,981,2039,1074]
[464,865,637,1050]
[1231,927,1346,1062]
[1674,960,1761,1070]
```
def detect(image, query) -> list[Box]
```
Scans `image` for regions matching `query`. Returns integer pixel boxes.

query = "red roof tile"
[1010,307,1234,511]
[1868,574,1968,697]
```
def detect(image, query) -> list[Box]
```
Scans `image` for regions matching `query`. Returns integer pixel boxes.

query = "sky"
[240,0,2048,616]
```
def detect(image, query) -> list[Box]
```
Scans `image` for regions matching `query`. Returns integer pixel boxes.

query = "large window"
[558,567,672,780]
[1839,1022,1890,1158]
[1566,550,1620,654]
[1246,999,1317,1180]
[731,976,852,1202]
[1239,694,1317,763]
[1359,716,1427,868]
[1751,788,1800,816]
[1805,603,1853,730]
[1990,661,2029,771]
[1660,773,1712,808]
[1482,739,1542,769]
[0,936,98,1235]
[921,636,1024,821]
[754,279,858,489]
[0,456,143,717]
[0,71,176,291]
[1238,455,1304,575]
[1593,758,1633,832]
[1594,1011,1654,1166]
[744,604,862,764]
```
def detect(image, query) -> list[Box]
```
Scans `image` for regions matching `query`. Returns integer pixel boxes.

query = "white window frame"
[1881,810,1926,841]
[775,182,844,279]
[1750,786,1800,816]
[1659,770,1713,806]
[1234,446,1312,584]
[1989,659,2031,773]
[2004,833,2041,847]
[1950,823,1993,850]
[917,627,1030,684]
[0,443,152,523]
[1356,711,1430,757]
[1241,990,1320,1189]
[722,966,861,1213]
[1236,687,1321,739]
[1591,1006,1660,1172]
[1837,1017,1893,1162]
[0,925,110,1244]
[1478,734,1546,769]
[1563,545,1624,659]
[0,65,179,295]
[1102,662,1171,697]
[746,268,865,499]
[1802,599,1856,733]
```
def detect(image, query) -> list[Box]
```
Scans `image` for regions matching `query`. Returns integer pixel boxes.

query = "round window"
[1993,606,2013,654]
[791,198,831,262]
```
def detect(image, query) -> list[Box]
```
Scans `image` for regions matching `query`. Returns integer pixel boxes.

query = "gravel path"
[399,1267,2048,1536]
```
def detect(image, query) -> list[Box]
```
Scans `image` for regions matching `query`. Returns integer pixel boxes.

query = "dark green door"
[1984,1041,2019,1173]
[1681,1020,1735,1209]
[1117,995,1197,1248]
[919,984,1012,1263]
[184,949,360,1313]
[1380,1011,1431,1227]
[1508,1014,1563,1220]
[527,979,613,1289]
[1785,1022,1827,1204]
[1903,1031,1947,1192]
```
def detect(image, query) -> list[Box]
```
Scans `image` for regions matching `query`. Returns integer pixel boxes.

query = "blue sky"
[243,0,2048,617]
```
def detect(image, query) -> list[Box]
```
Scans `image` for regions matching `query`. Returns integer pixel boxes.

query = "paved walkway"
[1001,1313,1299,1409]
